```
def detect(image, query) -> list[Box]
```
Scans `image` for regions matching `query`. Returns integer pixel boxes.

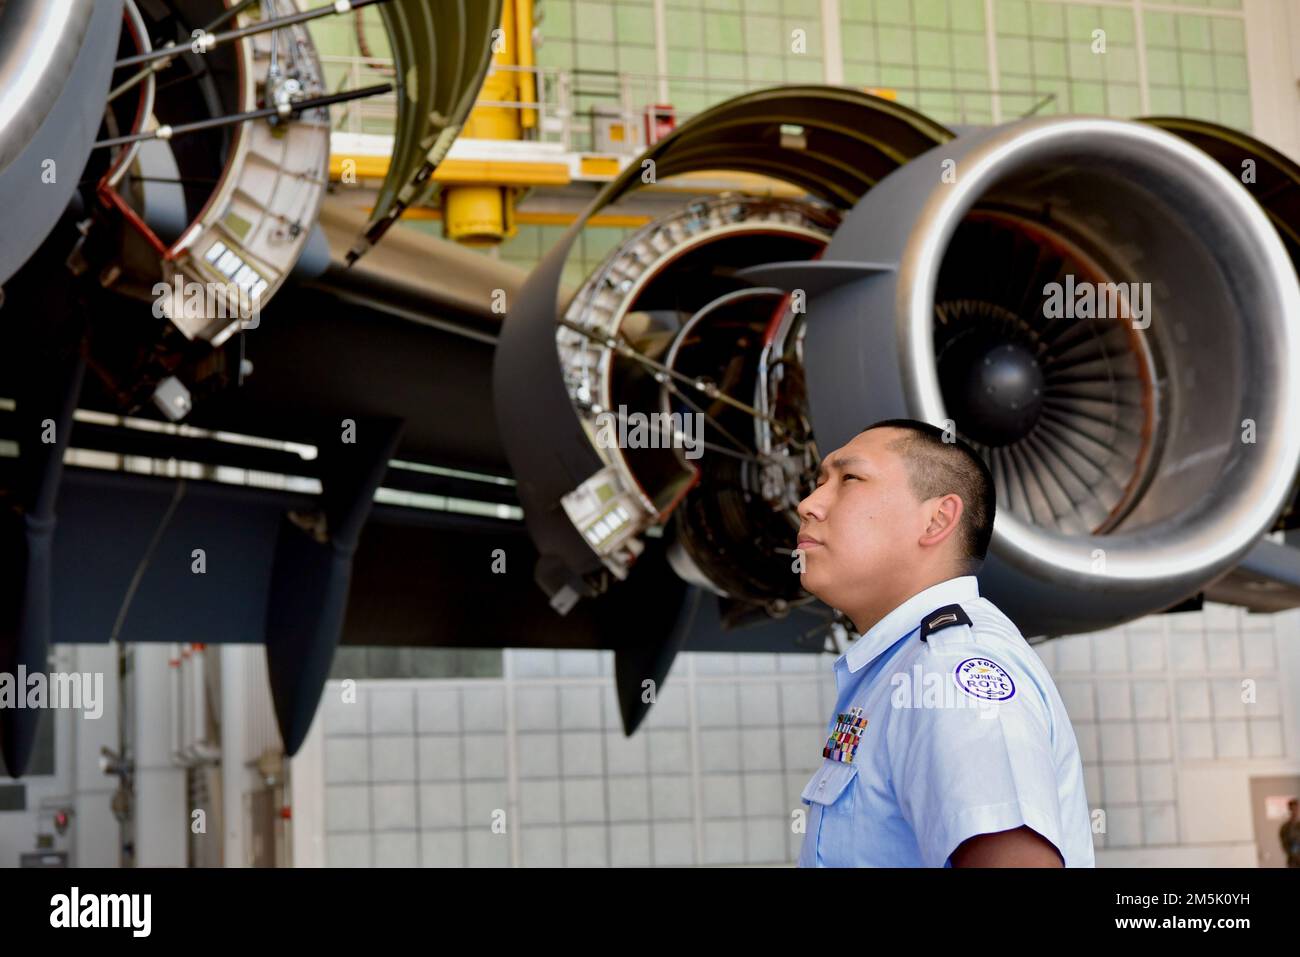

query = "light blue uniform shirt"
[797,575,1095,867]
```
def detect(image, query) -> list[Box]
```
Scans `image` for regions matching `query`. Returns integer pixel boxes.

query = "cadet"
[793,419,1094,867]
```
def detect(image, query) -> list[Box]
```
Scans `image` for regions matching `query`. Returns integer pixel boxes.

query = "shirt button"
[818,780,826,790]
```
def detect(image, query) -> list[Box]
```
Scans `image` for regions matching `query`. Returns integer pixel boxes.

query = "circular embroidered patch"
[953,657,1016,701]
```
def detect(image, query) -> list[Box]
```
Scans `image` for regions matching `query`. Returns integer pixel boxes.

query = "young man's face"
[795,428,935,613]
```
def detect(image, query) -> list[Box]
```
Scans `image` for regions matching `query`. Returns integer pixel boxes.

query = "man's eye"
[842,474,860,482]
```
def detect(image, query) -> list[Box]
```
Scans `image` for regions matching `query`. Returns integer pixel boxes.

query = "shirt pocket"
[799,760,860,866]
[801,759,859,808]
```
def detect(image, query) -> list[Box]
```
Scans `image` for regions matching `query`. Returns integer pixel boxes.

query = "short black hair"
[861,418,996,573]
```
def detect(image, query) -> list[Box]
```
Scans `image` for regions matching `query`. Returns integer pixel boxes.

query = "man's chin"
[798,571,825,603]
[800,571,851,614]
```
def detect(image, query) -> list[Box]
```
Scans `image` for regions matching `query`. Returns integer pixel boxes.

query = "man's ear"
[918,493,964,550]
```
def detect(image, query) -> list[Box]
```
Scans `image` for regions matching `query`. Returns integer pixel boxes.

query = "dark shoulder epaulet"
[919,604,972,642]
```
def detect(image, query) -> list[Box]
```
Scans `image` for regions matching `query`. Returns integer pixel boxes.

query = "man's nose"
[797,486,826,524]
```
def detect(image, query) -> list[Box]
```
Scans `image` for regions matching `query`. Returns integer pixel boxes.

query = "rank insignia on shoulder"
[919,603,972,642]
[822,705,867,764]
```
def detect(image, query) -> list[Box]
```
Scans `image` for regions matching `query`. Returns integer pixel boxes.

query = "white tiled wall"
[1043,603,1300,865]
[313,603,1300,867]
[315,648,831,866]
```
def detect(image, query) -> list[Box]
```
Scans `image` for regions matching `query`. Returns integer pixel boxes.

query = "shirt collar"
[837,575,980,674]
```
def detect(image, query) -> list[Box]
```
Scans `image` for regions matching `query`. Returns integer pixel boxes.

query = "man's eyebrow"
[815,455,870,482]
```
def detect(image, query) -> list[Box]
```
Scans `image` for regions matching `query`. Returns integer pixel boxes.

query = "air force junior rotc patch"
[823,705,867,763]
[954,657,1016,701]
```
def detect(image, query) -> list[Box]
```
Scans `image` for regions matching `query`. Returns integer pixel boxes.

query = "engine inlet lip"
[898,116,1300,591]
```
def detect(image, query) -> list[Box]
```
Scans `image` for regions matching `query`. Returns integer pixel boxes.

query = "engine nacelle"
[495,91,1300,639]
[0,0,121,286]
[743,116,1300,635]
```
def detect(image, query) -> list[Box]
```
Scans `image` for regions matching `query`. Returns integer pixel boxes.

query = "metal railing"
[318,54,1056,155]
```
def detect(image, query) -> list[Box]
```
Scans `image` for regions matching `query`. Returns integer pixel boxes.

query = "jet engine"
[0,0,123,287]
[0,0,504,773]
[2,0,498,422]
[494,87,1300,640]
